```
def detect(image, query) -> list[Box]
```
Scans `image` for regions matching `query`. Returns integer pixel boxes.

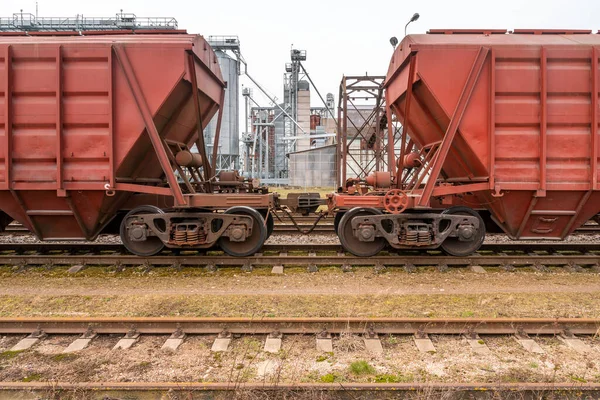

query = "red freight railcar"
[329,30,600,256]
[0,33,274,256]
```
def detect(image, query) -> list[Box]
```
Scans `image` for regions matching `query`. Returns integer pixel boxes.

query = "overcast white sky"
[3,0,600,107]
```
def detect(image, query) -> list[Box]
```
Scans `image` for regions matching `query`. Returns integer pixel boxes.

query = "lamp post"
[404,13,420,37]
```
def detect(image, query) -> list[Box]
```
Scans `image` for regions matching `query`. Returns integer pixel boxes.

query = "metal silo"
[205,46,240,171]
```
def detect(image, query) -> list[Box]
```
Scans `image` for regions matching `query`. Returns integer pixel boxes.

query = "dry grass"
[335,331,365,353]
[15,385,599,399]
[0,291,599,319]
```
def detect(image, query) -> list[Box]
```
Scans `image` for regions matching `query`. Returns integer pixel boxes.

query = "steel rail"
[0,242,598,254]
[0,317,599,335]
[0,243,598,269]
[1,253,599,268]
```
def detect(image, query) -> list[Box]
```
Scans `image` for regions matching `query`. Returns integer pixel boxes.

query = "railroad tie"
[264,331,283,353]
[316,331,333,352]
[113,328,140,350]
[414,331,437,353]
[211,330,232,352]
[470,265,487,274]
[271,265,284,274]
[161,328,186,352]
[559,329,592,354]
[464,333,491,355]
[63,327,97,353]
[67,264,86,274]
[363,333,383,355]
[10,329,47,352]
[513,332,545,354]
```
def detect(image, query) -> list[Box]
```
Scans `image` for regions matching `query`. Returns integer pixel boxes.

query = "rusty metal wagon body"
[330,30,600,256]
[0,32,273,256]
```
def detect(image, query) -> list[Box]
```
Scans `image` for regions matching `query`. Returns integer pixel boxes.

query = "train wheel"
[333,211,345,232]
[120,205,165,257]
[219,207,267,257]
[337,207,386,257]
[440,206,485,257]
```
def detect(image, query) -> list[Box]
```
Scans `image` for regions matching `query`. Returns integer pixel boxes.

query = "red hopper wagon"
[330,29,600,256]
[0,32,274,257]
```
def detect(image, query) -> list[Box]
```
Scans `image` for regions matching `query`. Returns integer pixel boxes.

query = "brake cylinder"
[175,150,203,168]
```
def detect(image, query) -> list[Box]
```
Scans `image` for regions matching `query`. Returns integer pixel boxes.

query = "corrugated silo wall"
[205,50,239,170]
[289,145,336,187]
[295,81,311,152]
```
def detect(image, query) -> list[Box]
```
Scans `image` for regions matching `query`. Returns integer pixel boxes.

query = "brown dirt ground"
[0,266,599,318]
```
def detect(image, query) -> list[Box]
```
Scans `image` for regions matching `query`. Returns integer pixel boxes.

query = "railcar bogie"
[333,204,485,257]
[119,205,270,257]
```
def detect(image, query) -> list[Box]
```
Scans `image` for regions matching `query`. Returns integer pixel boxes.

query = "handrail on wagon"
[0,12,178,32]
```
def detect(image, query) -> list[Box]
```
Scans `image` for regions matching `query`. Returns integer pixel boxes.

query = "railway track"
[4,219,600,235]
[1,316,598,335]
[0,242,598,271]
[1,317,600,398]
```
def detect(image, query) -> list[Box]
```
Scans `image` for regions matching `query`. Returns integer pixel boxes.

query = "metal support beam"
[65,196,90,239]
[386,105,396,177]
[338,75,390,187]
[243,66,307,135]
[298,62,337,126]
[107,46,115,189]
[55,46,63,194]
[489,48,496,190]
[398,54,417,188]
[3,45,11,190]
[592,47,599,190]
[187,52,212,187]
[10,190,42,238]
[539,47,547,196]
[210,89,226,174]
[561,191,592,238]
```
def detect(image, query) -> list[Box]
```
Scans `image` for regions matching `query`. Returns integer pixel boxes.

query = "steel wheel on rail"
[337,207,386,257]
[333,211,345,233]
[440,206,485,257]
[219,206,267,257]
[120,205,165,257]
